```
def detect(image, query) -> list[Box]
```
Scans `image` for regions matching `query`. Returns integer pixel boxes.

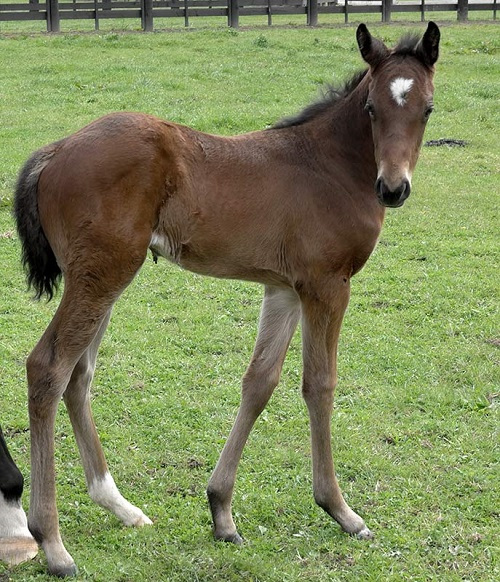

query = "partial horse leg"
[63,311,151,527]
[27,298,110,576]
[207,285,301,543]
[28,242,147,577]
[0,426,38,566]
[300,280,372,539]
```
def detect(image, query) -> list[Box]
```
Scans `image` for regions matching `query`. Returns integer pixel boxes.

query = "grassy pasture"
[0,22,499,581]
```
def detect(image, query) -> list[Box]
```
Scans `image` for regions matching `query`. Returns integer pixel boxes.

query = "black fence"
[0,0,497,32]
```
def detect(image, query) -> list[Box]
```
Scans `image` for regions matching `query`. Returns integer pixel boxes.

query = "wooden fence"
[0,0,497,32]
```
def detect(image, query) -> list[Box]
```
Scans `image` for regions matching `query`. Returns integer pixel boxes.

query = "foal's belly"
[149,230,290,287]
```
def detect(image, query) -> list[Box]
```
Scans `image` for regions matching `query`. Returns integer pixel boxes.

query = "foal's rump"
[36,112,178,242]
[15,113,188,297]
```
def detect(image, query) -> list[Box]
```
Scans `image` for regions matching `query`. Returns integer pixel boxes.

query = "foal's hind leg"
[63,311,152,527]
[28,257,147,576]
[300,281,372,539]
[27,297,112,576]
[207,285,301,543]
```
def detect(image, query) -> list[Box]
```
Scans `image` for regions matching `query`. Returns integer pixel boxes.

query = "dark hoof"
[215,531,244,545]
[227,532,244,545]
[48,562,78,578]
[354,526,373,540]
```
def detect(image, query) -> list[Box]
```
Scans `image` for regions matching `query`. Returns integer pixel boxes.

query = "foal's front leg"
[300,282,372,539]
[207,285,301,543]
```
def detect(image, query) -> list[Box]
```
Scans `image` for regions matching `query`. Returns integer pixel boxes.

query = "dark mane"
[392,33,421,58]
[271,69,368,130]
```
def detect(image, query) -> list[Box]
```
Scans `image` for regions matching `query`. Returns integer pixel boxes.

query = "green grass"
[0,22,499,581]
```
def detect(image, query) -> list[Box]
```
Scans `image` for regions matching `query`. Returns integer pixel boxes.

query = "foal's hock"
[14,23,440,577]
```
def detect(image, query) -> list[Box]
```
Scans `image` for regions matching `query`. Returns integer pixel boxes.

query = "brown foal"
[13,23,439,576]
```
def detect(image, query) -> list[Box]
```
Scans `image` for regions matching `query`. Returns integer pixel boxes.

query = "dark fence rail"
[0,0,497,32]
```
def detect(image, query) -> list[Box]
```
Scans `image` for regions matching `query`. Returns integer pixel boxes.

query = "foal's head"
[357,22,440,208]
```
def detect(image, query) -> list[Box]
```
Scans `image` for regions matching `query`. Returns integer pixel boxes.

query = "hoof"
[133,513,153,527]
[354,526,374,540]
[0,536,38,566]
[44,540,78,578]
[226,532,244,545]
[48,562,78,578]
[215,531,244,545]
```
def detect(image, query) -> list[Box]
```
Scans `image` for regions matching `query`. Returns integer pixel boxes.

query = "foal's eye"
[424,104,434,120]
[364,101,375,119]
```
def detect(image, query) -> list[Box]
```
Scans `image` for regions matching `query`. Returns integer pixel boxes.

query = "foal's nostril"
[401,178,411,199]
[375,177,386,198]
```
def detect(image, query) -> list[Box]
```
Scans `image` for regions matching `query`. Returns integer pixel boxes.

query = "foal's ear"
[356,23,389,68]
[415,21,440,67]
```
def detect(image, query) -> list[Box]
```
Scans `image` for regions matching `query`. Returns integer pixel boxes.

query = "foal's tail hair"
[13,142,63,301]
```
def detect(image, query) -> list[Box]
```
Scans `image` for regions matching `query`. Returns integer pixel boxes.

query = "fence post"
[46,0,60,32]
[457,0,468,21]
[228,0,239,27]
[382,0,392,22]
[307,0,318,26]
[94,0,99,30]
[141,0,153,31]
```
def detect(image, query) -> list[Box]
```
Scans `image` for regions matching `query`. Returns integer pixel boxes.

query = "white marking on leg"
[0,492,32,539]
[89,472,152,526]
[0,492,38,566]
[390,77,414,107]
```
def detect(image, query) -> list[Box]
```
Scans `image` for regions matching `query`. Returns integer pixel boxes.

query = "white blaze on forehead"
[390,77,414,107]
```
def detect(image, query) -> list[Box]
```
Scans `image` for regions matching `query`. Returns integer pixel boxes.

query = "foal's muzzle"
[375,177,411,208]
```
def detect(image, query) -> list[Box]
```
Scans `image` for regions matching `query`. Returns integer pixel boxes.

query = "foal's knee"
[244,358,281,390]
[301,375,336,407]
[241,359,281,414]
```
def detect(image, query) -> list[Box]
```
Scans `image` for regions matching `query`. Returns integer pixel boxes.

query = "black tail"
[13,143,63,301]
